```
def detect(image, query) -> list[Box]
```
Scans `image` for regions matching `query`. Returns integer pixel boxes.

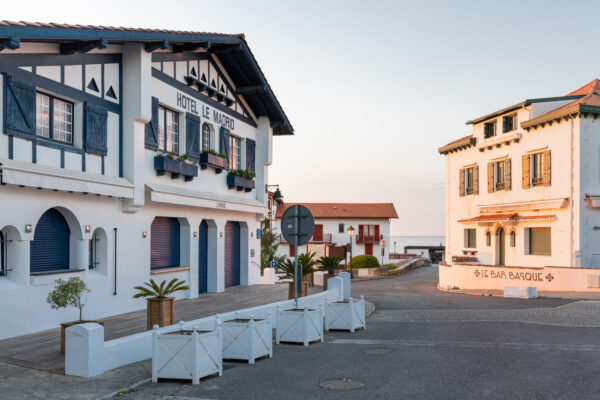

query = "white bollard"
[328,277,344,301]
[65,323,105,378]
[338,271,351,300]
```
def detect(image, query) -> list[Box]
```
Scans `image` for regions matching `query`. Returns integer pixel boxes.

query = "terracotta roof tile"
[458,213,555,223]
[275,203,398,219]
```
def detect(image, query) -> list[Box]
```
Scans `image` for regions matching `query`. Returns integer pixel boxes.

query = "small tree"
[46,277,91,322]
[260,217,285,273]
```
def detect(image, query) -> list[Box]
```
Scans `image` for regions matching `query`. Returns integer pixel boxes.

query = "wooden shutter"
[530,227,551,255]
[358,225,364,242]
[375,225,380,240]
[150,217,180,269]
[220,126,231,169]
[30,209,70,273]
[459,168,465,197]
[144,97,159,150]
[313,224,323,242]
[522,154,530,189]
[289,244,295,257]
[502,117,508,133]
[4,74,36,139]
[246,138,256,173]
[473,165,479,194]
[185,112,201,161]
[542,150,551,186]
[84,103,108,156]
[487,162,494,193]
[504,159,511,190]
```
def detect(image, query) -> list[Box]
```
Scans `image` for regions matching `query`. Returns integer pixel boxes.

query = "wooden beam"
[60,39,108,55]
[172,42,210,53]
[145,41,169,52]
[0,38,20,52]
[209,44,242,54]
[236,85,265,95]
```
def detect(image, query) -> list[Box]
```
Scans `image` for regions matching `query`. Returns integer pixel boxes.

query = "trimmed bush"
[351,255,380,269]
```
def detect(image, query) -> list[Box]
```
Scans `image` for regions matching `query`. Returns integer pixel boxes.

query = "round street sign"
[281,205,315,246]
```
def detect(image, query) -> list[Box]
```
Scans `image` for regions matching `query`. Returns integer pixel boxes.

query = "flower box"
[219,314,272,364]
[227,175,255,192]
[154,155,198,182]
[325,296,366,332]
[152,324,223,385]
[276,305,323,346]
[199,152,227,174]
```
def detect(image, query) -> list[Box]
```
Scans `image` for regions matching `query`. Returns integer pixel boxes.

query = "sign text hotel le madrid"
[473,268,555,283]
[176,92,235,130]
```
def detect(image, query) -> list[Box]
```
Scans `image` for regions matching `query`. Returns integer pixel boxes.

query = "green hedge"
[351,255,380,269]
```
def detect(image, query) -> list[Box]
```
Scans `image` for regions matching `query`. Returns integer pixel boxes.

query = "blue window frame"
[36,92,74,144]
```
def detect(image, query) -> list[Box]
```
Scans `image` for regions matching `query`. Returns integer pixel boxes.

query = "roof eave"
[438,137,476,155]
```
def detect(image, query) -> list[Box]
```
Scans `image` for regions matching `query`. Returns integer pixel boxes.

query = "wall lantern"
[142,231,147,238]
[25,224,32,233]
[220,232,224,238]
[251,232,254,238]
[193,231,198,238]
[85,225,91,233]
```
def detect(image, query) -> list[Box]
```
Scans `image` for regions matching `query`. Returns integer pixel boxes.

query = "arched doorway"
[30,208,70,273]
[224,221,241,288]
[198,220,209,294]
[497,227,505,266]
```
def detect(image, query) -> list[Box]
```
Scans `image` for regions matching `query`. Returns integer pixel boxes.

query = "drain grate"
[358,348,393,355]
[318,378,367,391]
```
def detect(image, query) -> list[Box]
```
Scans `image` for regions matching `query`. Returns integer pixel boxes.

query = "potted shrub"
[133,278,190,330]
[154,152,198,181]
[276,253,317,299]
[317,256,344,290]
[46,277,102,354]
[199,149,227,173]
[226,169,256,192]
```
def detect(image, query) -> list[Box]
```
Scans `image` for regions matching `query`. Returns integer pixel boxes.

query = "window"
[339,223,345,233]
[532,153,543,185]
[202,123,212,151]
[510,231,516,247]
[89,232,98,270]
[503,114,517,133]
[465,229,476,248]
[496,161,505,188]
[527,227,551,255]
[0,231,6,277]
[484,121,497,138]
[491,159,511,191]
[36,92,73,143]
[158,106,179,154]
[461,166,478,195]
[466,168,474,194]
[229,136,241,170]
[486,231,491,247]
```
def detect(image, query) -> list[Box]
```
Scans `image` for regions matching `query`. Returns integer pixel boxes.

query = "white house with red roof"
[274,202,398,264]
[438,79,600,292]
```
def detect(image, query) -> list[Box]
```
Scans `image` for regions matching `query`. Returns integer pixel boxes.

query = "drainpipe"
[114,227,118,295]
[570,118,575,266]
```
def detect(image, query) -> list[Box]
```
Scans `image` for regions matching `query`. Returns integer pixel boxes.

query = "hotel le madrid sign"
[473,267,554,283]
[176,91,235,130]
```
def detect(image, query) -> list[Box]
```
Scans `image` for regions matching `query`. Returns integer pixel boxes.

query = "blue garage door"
[151,217,180,270]
[198,220,208,294]
[224,221,240,288]
[30,208,70,273]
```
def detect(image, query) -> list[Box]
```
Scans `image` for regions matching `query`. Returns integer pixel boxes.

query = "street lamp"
[393,241,397,254]
[347,225,355,278]
[380,238,387,266]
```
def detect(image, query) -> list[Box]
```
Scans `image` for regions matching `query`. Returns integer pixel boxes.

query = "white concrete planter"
[152,324,223,384]
[326,296,366,332]
[276,305,323,346]
[219,314,273,364]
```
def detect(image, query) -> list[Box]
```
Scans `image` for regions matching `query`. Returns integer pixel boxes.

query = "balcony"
[356,234,383,244]
[279,233,332,244]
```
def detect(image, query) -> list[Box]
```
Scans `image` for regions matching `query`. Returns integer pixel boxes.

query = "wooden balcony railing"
[356,234,383,244]
[279,233,332,244]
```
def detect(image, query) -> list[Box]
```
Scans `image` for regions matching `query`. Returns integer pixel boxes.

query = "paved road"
[114,265,600,400]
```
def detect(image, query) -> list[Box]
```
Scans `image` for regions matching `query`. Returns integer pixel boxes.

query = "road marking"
[328,338,600,352]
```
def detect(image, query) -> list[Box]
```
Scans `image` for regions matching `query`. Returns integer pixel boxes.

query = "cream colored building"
[438,79,600,292]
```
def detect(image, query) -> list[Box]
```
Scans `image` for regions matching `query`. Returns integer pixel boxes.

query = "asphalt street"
[116,265,600,400]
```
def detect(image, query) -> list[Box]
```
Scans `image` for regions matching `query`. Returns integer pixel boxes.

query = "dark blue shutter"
[185,112,201,162]
[224,221,240,288]
[246,139,256,173]
[4,74,36,139]
[145,97,159,150]
[220,127,230,169]
[150,217,180,269]
[198,220,208,294]
[30,209,70,273]
[84,103,108,156]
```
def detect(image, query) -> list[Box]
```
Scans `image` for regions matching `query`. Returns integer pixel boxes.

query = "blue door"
[151,217,180,270]
[224,221,240,288]
[30,208,70,273]
[198,220,208,294]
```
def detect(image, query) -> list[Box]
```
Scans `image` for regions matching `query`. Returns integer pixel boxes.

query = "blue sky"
[4,0,599,234]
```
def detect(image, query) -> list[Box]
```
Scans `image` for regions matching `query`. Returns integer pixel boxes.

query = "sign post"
[281,205,314,304]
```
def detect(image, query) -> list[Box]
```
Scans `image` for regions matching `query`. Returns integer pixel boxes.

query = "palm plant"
[133,278,190,299]
[317,256,344,275]
[276,255,317,280]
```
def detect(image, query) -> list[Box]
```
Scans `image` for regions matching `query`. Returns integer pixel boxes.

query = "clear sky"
[4,0,599,235]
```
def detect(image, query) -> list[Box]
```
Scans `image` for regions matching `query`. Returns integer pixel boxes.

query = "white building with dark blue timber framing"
[0,21,293,339]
